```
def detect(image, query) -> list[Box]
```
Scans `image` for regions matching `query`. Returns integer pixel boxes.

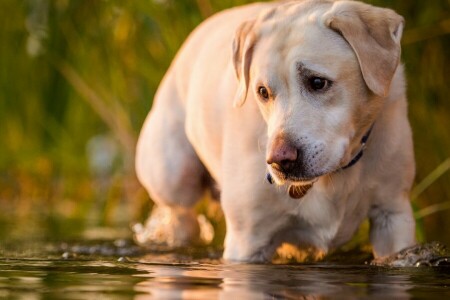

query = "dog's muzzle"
[266,124,374,199]
[266,139,319,199]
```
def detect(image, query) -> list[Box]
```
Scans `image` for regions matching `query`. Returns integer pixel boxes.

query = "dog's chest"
[284,181,370,249]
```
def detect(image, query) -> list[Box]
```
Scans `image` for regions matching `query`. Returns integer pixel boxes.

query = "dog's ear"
[323,1,404,97]
[232,20,256,107]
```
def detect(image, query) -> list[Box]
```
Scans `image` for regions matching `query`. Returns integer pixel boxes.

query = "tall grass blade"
[412,158,450,220]
[411,158,450,201]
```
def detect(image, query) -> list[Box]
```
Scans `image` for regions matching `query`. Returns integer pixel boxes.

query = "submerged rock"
[371,241,450,267]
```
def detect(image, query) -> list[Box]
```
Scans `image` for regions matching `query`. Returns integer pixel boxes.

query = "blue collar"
[340,125,374,170]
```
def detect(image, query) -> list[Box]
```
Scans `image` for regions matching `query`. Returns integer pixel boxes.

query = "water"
[1,240,450,299]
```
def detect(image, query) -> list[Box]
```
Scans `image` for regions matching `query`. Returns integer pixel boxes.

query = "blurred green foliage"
[0,0,449,245]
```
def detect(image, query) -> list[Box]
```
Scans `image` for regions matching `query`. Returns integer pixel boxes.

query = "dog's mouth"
[288,183,314,199]
[267,167,319,199]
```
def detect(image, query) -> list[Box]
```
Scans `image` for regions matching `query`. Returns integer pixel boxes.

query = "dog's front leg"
[369,195,416,258]
[220,173,289,262]
[223,215,282,263]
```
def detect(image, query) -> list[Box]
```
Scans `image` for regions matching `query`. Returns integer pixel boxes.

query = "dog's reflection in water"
[132,262,412,300]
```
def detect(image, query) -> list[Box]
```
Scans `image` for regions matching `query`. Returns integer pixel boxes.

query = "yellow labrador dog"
[135,0,416,262]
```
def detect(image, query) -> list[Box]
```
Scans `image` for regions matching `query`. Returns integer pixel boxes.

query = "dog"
[135,0,416,262]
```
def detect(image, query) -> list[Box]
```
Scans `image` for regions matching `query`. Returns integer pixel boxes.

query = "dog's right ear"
[232,20,256,107]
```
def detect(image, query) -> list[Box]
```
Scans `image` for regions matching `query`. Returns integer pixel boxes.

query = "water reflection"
[132,261,416,299]
[1,252,449,299]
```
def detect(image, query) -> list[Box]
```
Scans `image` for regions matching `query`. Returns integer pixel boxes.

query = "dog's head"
[232,0,404,187]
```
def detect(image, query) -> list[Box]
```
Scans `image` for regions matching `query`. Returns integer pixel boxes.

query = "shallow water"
[1,240,450,299]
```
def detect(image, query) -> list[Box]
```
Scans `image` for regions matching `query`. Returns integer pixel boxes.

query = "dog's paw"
[132,205,213,248]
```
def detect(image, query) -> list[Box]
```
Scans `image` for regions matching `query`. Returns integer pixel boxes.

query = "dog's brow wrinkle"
[296,61,304,71]
[296,62,314,77]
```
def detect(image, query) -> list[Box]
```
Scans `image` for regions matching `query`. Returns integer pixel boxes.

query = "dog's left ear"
[232,20,256,107]
[323,1,404,97]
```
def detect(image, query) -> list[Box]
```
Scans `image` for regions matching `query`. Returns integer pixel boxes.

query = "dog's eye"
[309,77,330,91]
[258,86,270,100]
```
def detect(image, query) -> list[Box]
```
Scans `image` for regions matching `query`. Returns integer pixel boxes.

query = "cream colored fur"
[135,0,416,262]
